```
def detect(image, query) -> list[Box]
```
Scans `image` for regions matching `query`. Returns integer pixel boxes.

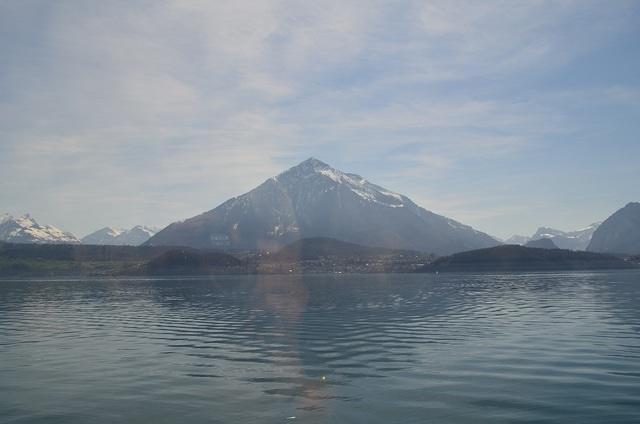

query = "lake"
[1,271,639,423]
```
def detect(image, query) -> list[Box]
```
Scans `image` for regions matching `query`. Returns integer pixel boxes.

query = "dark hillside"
[146,249,243,275]
[419,245,634,272]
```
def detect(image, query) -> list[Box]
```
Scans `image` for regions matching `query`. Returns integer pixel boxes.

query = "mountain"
[505,223,600,250]
[419,245,635,273]
[146,158,500,255]
[82,225,157,246]
[530,223,600,250]
[0,214,80,244]
[505,234,530,245]
[525,238,558,249]
[525,237,558,249]
[587,202,640,255]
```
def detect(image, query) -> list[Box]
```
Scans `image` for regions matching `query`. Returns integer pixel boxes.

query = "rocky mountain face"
[82,226,157,246]
[587,202,640,255]
[146,158,500,255]
[0,214,80,244]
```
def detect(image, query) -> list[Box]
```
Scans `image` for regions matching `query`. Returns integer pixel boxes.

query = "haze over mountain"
[146,158,500,255]
[0,214,79,244]
[588,202,640,255]
[504,234,531,245]
[530,223,601,250]
[506,222,600,250]
[525,238,558,249]
[82,226,157,246]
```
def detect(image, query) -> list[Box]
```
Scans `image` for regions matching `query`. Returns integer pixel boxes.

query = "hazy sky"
[1,1,639,239]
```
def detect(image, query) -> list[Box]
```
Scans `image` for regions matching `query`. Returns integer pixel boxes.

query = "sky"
[1,0,639,240]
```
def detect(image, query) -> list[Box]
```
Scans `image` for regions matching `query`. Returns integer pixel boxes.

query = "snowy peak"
[507,222,602,250]
[532,223,601,240]
[0,213,80,244]
[82,225,158,246]
[105,227,125,238]
[297,157,331,170]
[532,227,565,239]
[276,158,407,209]
[575,222,601,233]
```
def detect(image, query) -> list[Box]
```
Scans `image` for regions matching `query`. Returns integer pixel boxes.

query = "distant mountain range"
[82,226,158,246]
[0,213,158,247]
[588,202,640,255]
[3,169,638,259]
[146,158,500,255]
[0,214,80,244]
[505,202,640,255]
[506,222,601,250]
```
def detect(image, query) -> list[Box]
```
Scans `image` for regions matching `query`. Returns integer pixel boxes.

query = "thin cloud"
[0,1,638,236]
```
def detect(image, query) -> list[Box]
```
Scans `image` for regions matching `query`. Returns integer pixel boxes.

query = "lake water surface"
[1,271,640,423]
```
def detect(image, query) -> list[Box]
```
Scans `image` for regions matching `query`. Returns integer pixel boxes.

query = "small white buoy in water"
[321,375,326,381]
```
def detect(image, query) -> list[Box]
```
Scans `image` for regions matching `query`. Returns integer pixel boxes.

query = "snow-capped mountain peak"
[277,158,407,209]
[0,213,80,244]
[146,158,500,255]
[507,222,602,250]
[575,222,601,233]
[82,225,158,245]
[103,227,125,238]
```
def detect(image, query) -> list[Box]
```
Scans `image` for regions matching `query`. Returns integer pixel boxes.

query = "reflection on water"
[1,271,640,423]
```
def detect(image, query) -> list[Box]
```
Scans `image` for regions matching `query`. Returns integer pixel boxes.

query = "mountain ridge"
[506,222,601,250]
[82,225,157,246]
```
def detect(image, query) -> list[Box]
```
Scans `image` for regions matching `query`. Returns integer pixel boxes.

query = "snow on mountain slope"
[82,225,158,246]
[531,223,601,250]
[0,214,80,244]
[146,158,500,255]
[506,222,601,250]
[505,234,531,245]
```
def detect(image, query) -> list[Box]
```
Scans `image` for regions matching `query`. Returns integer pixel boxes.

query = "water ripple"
[1,271,640,423]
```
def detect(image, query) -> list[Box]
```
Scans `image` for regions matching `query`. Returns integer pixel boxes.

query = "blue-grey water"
[1,271,640,423]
